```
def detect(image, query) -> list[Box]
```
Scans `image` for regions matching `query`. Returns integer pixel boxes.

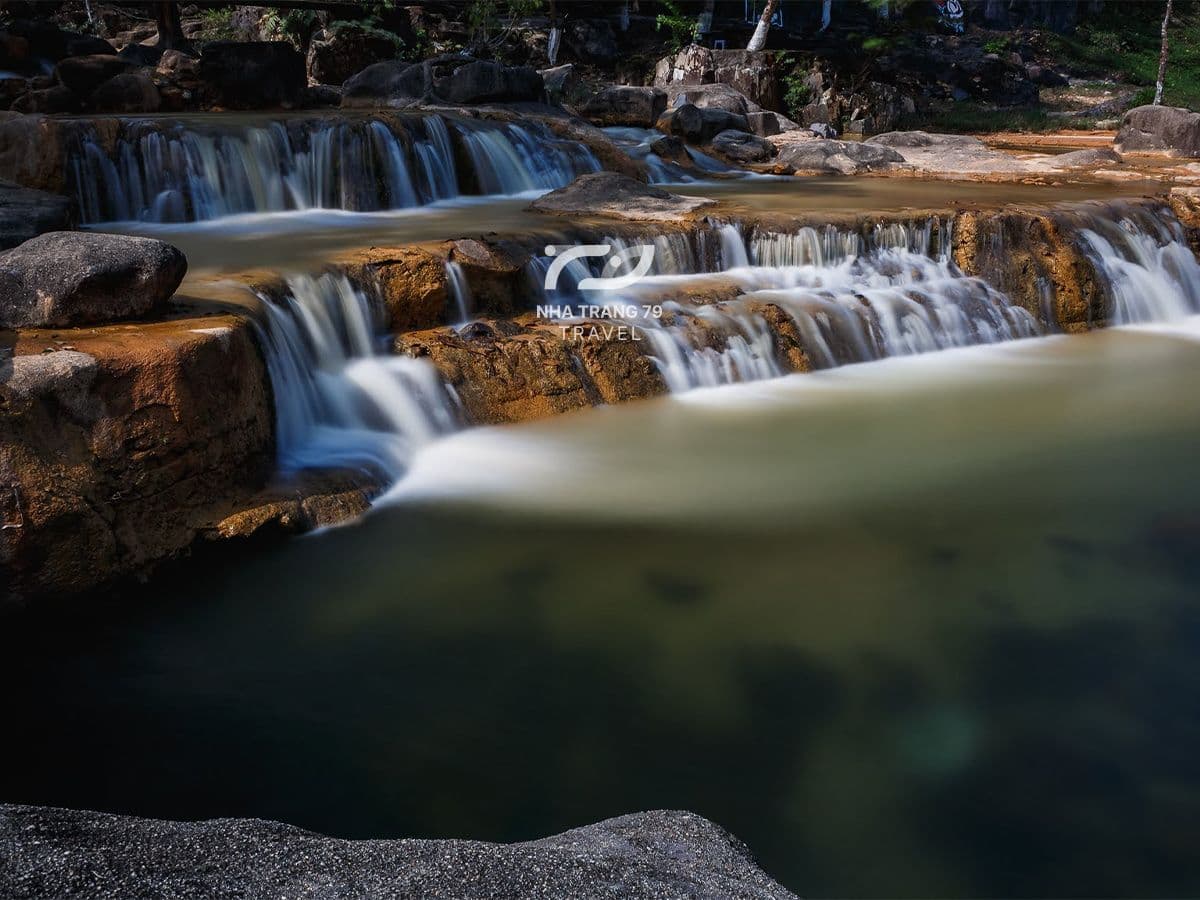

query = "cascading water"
[69,114,601,223]
[254,272,458,482]
[1068,202,1200,324]
[445,261,473,324]
[533,217,1042,392]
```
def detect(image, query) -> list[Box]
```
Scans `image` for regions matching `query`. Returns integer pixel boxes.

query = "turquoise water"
[5,323,1200,896]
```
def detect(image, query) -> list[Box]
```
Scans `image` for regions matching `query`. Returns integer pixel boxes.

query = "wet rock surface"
[0,232,185,329]
[0,805,796,900]
[530,172,714,222]
[397,317,666,424]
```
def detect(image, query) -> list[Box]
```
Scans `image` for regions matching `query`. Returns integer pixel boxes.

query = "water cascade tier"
[69,113,602,223]
[254,199,1200,488]
[255,273,459,482]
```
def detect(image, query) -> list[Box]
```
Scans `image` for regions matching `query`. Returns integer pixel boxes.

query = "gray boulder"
[658,103,749,144]
[779,140,904,175]
[577,85,667,128]
[342,58,425,106]
[530,172,714,222]
[539,63,580,102]
[1116,104,1200,157]
[1050,147,1123,168]
[0,232,186,328]
[0,180,72,250]
[0,805,798,900]
[711,129,776,163]
[343,56,543,107]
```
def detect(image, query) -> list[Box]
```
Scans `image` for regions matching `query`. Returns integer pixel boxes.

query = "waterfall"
[445,261,473,324]
[254,273,458,483]
[533,218,1041,393]
[69,114,601,223]
[456,120,601,195]
[1069,203,1200,324]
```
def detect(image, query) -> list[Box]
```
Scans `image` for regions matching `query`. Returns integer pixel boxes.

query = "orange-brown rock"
[396,318,666,424]
[0,314,273,602]
[953,206,1104,332]
[339,245,451,332]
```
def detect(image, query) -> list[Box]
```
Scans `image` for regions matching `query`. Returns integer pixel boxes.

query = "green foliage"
[907,101,1058,133]
[782,69,812,118]
[656,0,698,53]
[1042,4,1200,110]
[197,8,236,41]
[983,36,1010,55]
[261,8,320,47]
[861,35,891,53]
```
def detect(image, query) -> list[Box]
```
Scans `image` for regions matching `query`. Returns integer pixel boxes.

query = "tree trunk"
[820,0,833,32]
[747,0,779,51]
[153,1,189,51]
[1155,0,1174,105]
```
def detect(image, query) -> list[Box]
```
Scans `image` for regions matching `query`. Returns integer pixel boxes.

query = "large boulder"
[343,55,542,107]
[434,57,543,104]
[538,63,581,103]
[868,130,984,148]
[306,25,398,87]
[655,45,782,111]
[55,53,139,96]
[0,180,72,250]
[778,140,904,175]
[530,172,714,222]
[1116,105,1200,157]
[657,103,749,144]
[342,58,425,106]
[88,72,160,113]
[198,41,306,109]
[0,232,186,328]
[711,128,776,163]
[669,82,751,116]
[0,806,796,900]
[576,85,667,128]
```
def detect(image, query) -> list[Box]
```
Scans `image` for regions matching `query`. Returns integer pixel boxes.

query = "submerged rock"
[0,805,797,900]
[1116,104,1200,157]
[0,231,185,328]
[778,139,904,175]
[529,172,714,222]
[577,85,667,128]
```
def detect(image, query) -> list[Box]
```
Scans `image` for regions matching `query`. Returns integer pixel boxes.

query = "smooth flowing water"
[7,322,1200,897]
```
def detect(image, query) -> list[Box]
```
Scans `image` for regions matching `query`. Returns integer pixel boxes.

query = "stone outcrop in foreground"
[0,805,796,900]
